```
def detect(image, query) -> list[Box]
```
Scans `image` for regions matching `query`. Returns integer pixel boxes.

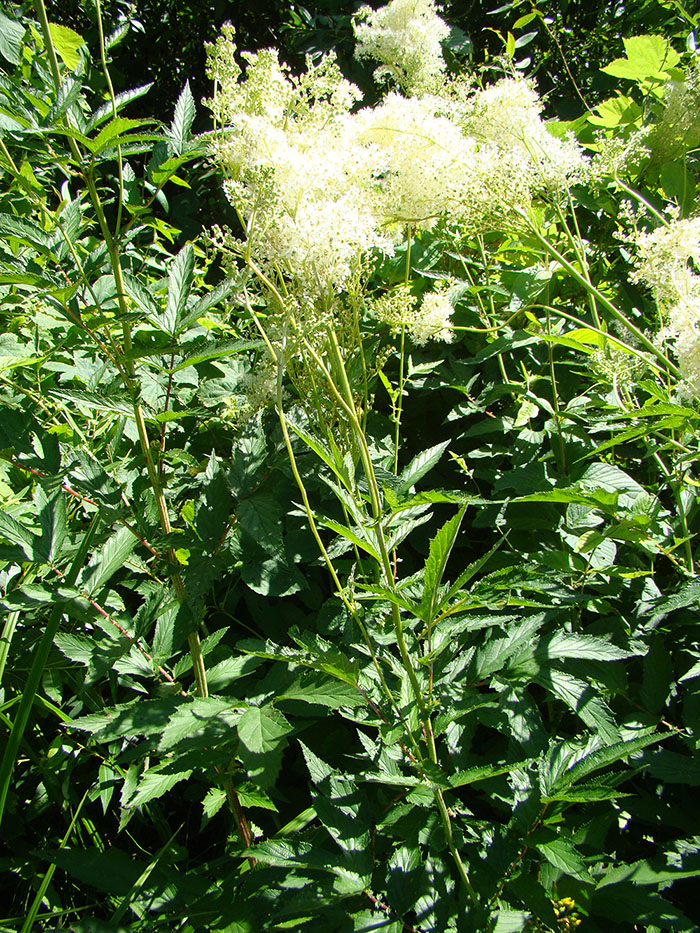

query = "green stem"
[525,218,680,376]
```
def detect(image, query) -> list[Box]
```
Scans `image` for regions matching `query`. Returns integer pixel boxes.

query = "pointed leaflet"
[550,732,663,794]
[36,483,66,564]
[398,440,450,494]
[78,526,137,596]
[420,505,466,624]
[169,82,196,157]
[237,704,291,789]
[0,509,43,562]
[47,22,85,70]
[0,11,25,65]
[161,243,194,336]
[126,765,193,808]
[87,84,153,131]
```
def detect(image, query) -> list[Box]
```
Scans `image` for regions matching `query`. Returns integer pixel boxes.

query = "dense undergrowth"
[1,1,700,931]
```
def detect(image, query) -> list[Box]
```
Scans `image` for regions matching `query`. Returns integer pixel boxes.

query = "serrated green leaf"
[169,81,195,156]
[0,213,56,256]
[597,858,700,888]
[552,732,663,793]
[162,243,194,335]
[87,84,153,131]
[171,337,263,371]
[36,484,66,564]
[238,705,291,756]
[86,117,150,155]
[121,271,160,319]
[277,674,366,709]
[536,632,632,662]
[127,765,193,808]
[421,505,466,623]
[536,836,590,881]
[0,12,25,65]
[70,698,180,741]
[47,22,85,70]
[79,526,137,595]
[238,704,291,789]
[0,509,42,562]
[158,697,244,752]
[202,786,227,822]
[451,759,532,788]
[317,515,380,562]
[398,440,450,493]
[535,669,619,742]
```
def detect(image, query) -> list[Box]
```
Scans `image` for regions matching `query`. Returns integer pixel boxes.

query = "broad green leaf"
[646,749,700,786]
[127,765,193,808]
[202,787,227,822]
[591,882,695,930]
[398,440,450,493]
[238,493,283,554]
[536,837,590,881]
[48,23,86,71]
[601,35,680,81]
[276,674,367,709]
[552,732,663,793]
[421,505,466,623]
[158,697,244,752]
[0,213,56,256]
[87,118,154,156]
[597,859,700,889]
[241,556,306,597]
[0,11,24,65]
[169,81,195,156]
[71,698,180,741]
[492,909,531,933]
[205,655,262,692]
[237,704,291,789]
[238,705,291,756]
[162,242,194,335]
[79,526,137,595]
[451,759,532,788]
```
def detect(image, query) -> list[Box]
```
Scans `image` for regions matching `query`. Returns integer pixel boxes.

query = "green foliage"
[0,1,699,931]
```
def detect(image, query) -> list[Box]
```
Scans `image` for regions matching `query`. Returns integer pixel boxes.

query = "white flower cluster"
[353,0,450,95]
[645,65,700,163]
[375,283,455,345]
[634,217,700,395]
[465,77,589,194]
[206,0,587,349]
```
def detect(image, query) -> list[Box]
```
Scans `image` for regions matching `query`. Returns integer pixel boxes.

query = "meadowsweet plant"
[2,0,700,930]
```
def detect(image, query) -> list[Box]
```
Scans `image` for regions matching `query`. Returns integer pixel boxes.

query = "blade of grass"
[21,789,90,933]
[110,825,182,925]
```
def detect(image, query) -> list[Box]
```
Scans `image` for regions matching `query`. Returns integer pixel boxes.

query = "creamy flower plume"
[205,6,587,360]
[634,217,700,395]
[353,0,450,95]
